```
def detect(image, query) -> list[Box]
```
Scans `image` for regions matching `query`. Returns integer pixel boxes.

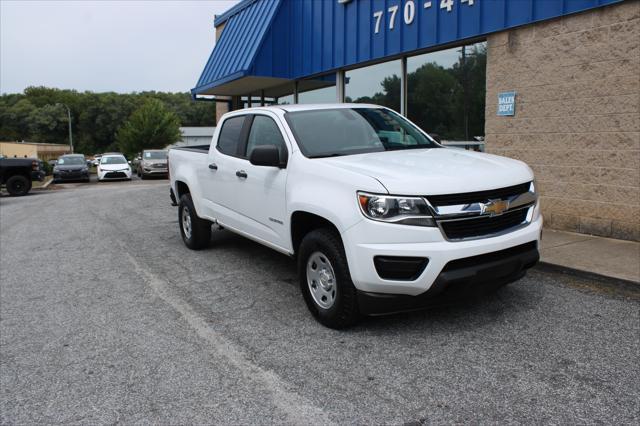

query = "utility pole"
[57,103,73,153]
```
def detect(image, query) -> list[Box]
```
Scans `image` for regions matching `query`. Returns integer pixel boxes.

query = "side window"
[246,116,287,159]
[217,116,245,156]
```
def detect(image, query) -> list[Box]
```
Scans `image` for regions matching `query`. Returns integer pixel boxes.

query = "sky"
[0,0,239,94]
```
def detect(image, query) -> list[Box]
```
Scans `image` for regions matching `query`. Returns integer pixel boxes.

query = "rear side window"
[217,116,245,156]
[246,116,287,159]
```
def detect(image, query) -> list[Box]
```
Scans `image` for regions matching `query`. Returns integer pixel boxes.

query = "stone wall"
[485,0,640,241]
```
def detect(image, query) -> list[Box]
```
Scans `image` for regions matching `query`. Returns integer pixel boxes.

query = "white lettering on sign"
[373,10,383,33]
[440,0,454,12]
[373,0,475,34]
[497,92,516,116]
[404,0,416,25]
[388,5,399,30]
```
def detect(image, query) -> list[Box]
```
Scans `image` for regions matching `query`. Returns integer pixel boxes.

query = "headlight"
[357,192,436,226]
[81,167,88,172]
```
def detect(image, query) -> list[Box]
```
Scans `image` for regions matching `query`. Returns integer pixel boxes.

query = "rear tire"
[6,175,30,196]
[298,228,360,329]
[179,193,211,250]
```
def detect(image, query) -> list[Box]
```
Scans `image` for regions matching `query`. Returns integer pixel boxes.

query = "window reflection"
[345,60,401,113]
[298,74,337,104]
[407,42,486,141]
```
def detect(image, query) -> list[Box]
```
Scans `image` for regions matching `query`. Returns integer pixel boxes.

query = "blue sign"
[498,92,516,116]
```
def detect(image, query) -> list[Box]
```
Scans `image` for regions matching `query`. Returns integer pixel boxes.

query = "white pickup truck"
[169,104,542,328]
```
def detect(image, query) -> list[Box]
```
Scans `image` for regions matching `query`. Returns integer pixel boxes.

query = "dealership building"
[192,0,639,241]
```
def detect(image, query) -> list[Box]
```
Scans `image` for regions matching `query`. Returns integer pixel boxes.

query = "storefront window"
[277,94,294,105]
[298,74,337,104]
[407,42,486,141]
[345,60,401,112]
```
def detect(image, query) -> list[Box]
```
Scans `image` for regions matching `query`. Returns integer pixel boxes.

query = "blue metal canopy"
[193,0,623,97]
[192,0,283,96]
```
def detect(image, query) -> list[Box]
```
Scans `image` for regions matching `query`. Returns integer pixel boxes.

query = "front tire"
[178,193,211,250]
[298,228,360,329]
[6,175,30,196]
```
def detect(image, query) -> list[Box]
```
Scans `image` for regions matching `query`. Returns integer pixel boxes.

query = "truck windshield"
[284,107,440,158]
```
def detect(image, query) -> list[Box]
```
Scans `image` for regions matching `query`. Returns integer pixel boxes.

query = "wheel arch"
[290,211,342,256]
[174,180,190,200]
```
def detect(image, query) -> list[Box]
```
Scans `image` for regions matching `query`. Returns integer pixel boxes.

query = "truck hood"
[321,148,533,195]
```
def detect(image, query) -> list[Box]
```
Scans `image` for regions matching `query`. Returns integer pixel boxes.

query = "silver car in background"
[137,149,168,179]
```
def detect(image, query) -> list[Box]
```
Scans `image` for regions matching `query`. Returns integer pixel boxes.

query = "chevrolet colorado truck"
[169,104,541,328]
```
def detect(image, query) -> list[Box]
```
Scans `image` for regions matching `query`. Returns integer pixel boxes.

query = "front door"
[230,114,290,250]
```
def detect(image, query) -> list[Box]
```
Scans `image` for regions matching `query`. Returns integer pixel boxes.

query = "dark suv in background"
[52,154,90,183]
[137,149,168,179]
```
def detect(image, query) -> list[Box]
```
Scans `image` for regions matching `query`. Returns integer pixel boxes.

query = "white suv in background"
[97,153,132,182]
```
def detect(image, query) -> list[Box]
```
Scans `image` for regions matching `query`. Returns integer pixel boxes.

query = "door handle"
[235,170,248,179]
[208,163,218,170]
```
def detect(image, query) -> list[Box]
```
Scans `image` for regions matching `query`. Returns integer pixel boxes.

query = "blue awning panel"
[192,0,282,96]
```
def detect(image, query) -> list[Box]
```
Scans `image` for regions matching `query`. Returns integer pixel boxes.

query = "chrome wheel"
[306,251,337,309]
[181,205,192,239]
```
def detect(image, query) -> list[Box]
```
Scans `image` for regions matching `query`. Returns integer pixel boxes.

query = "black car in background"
[53,154,90,183]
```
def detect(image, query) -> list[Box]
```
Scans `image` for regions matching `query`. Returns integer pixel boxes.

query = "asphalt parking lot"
[1,180,639,424]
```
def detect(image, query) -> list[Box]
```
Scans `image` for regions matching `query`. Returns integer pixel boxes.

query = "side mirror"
[429,133,442,143]
[128,160,132,165]
[249,145,286,168]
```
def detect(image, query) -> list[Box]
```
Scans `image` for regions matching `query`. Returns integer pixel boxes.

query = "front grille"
[440,208,529,240]
[152,163,166,168]
[427,182,531,206]
[104,171,126,178]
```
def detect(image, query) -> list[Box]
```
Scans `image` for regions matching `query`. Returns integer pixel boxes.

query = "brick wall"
[485,0,640,241]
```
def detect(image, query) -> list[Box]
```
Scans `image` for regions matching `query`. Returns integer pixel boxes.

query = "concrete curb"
[535,261,640,291]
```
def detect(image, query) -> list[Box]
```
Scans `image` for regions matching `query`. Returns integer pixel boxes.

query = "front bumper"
[53,171,89,181]
[142,167,168,175]
[98,169,132,180]
[342,209,543,297]
[357,241,539,315]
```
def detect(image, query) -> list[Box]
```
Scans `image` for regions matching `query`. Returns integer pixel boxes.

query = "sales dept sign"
[498,92,516,116]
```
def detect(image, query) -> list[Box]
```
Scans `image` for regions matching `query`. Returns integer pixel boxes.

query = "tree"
[116,99,181,157]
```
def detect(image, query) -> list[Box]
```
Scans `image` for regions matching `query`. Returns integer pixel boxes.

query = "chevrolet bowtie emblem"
[481,199,510,216]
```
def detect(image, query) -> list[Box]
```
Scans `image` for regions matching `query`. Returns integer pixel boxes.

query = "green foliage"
[116,99,181,157]
[0,87,215,155]
[41,160,53,176]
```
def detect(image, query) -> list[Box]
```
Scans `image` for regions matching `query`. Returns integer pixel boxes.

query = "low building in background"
[0,141,71,160]
[166,127,216,149]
